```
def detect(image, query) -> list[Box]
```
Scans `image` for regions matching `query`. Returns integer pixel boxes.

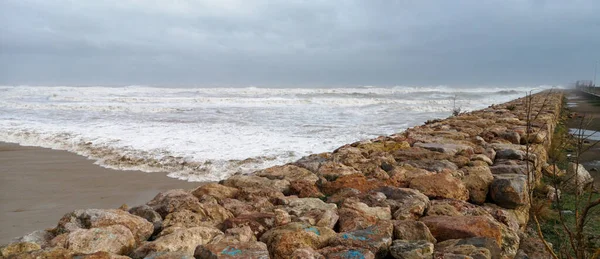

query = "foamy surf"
[0,85,561,181]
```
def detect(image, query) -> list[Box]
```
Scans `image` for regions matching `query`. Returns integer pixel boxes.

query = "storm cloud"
[1,0,599,86]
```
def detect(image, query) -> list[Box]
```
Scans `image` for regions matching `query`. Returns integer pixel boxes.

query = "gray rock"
[489,174,528,209]
[389,240,434,259]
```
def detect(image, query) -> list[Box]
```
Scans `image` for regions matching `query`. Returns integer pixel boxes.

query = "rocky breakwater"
[1,91,564,259]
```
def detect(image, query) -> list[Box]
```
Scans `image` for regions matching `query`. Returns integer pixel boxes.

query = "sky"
[1,0,599,87]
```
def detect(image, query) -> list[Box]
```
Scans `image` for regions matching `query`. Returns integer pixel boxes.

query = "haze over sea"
[0,85,560,182]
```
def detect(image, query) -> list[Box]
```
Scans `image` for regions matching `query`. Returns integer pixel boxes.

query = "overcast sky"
[1,0,599,87]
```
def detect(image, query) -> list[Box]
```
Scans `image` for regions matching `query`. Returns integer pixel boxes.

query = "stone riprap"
[0,91,563,259]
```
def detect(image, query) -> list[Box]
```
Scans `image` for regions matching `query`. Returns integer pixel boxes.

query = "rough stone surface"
[409,171,469,201]
[375,187,430,220]
[194,241,269,259]
[65,225,135,255]
[256,164,319,184]
[222,175,290,194]
[131,226,223,258]
[489,174,528,209]
[460,166,494,205]
[329,220,394,259]
[146,189,205,218]
[318,246,375,259]
[192,183,239,202]
[128,205,163,236]
[389,240,434,259]
[0,242,41,257]
[564,163,594,194]
[392,220,436,243]
[54,209,153,244]
[259,222,336,259]
[420,216,502,246]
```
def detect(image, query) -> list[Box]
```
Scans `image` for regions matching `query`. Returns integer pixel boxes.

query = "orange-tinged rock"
[420,216,502,246]
[409,171,469,201]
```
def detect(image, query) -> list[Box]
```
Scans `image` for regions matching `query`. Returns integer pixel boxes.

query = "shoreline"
[0,142,202,244]
[564,90,600,186]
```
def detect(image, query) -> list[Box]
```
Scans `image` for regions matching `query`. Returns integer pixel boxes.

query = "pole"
[594,62,598,87]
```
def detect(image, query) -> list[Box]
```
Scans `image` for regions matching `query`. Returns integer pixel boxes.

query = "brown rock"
[409,171,469,201]
[194,241,269,259]
[0,242,41,257]
[420,216,502,246]
[146,189,205,218]
[322,174,385,196]
[375,186,429,220]
[259,222,336,259]
[289,180,325,198]
[316,162,361,181]
[318,246,375,259]
[131,226,223,259]
[72,251,131,259]
[6,247,75,259]
[222,213,277,239]
[256,164,319,184]
[65,225,135,255]
[54,209,153,244]
[460,166,494,205]
[489,174,528,209]
[329,220,393,259]
[392,220,436,243]
[192,183,239,202]
[222,175,290,194]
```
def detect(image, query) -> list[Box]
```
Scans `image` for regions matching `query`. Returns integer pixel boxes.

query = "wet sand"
[0,142,202,244]
[565,90,600,186]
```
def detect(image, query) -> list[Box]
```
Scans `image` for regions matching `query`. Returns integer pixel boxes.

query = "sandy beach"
[0,142,202,244]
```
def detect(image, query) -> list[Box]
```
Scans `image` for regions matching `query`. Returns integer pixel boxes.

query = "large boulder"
[192,183,239,202]
[146,189,205,218]
[413,142,473,156]
[318,246,375,259]
[564,163,593,194]
[420,216,502,246]
[289,180,325,198]
[259,222,336,259]
[222,213,277,239]
[392,220,436,243]
[131,226,223,258]
[329,220,394,259]
[255,165,319,184]
[54,209,153,244]
[460,166,494,205]
[389,240,434,259]
[489,174,528,209]
[194,241,270,259]
[0,242,41,257]
[128,205,163,237]
[375,186,429,220]
[337,198,390,232]
[222,175,290,194]
[4,247,75,258]
[434,237,501,259]
[409,171,469,201]
[278,197,339,229]
[65,225,135,255]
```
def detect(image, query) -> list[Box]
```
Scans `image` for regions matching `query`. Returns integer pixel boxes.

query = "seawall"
[1,91,564,259]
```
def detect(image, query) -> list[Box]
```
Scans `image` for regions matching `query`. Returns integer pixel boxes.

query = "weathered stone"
[341,198,391,220]
[293,153,332,173]
[316,162,361,181]
[259,222,336,259]
[219,226,257,243]
[318,246,375,259]
[435,237,500,259]
[192,183,239,202]
[542,164,565,178]
[237,187,285,205]
[517,236,552,259]
[329,220,393,259]
[71,251,132,259]
[289,180,325,198]
[65,225,135,255]
[222,213,277,239]
[139,251,194,259]
[6,247,75,259]
[219,198,258,217]
[256,164,319,184]
[278,197,339,229]
[337,198,390,232]
[128,205,163,236]
[389,240,434,259]
[194,241,269,259]
[460,166,494,205]
[162,209,214,232]
[409,171,469,201]
[392,220,436,243]
[273,209,291,226]
[499,131,521,144]
[489,174,528,209]
[0,242,41,257]
[322,174,385,195]
[403,160,458,173]
[222,175,290,194]
[146,189,204,218]
[420,216,502,246]
[7,230,53,249]
[375,186,429,220]
[414,142,473,156]
[564,163,593,194]
[290,247,325,259]
[131,226,223,258]
[54,209,153,244]
[471,154,493,166]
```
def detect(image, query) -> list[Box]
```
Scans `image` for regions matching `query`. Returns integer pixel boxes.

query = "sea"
[0,85,560,182]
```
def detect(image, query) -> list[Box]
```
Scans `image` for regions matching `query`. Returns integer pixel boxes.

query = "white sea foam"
[0,85,562,181]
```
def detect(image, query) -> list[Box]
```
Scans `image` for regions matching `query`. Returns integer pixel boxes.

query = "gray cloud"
[1,0,599,86]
